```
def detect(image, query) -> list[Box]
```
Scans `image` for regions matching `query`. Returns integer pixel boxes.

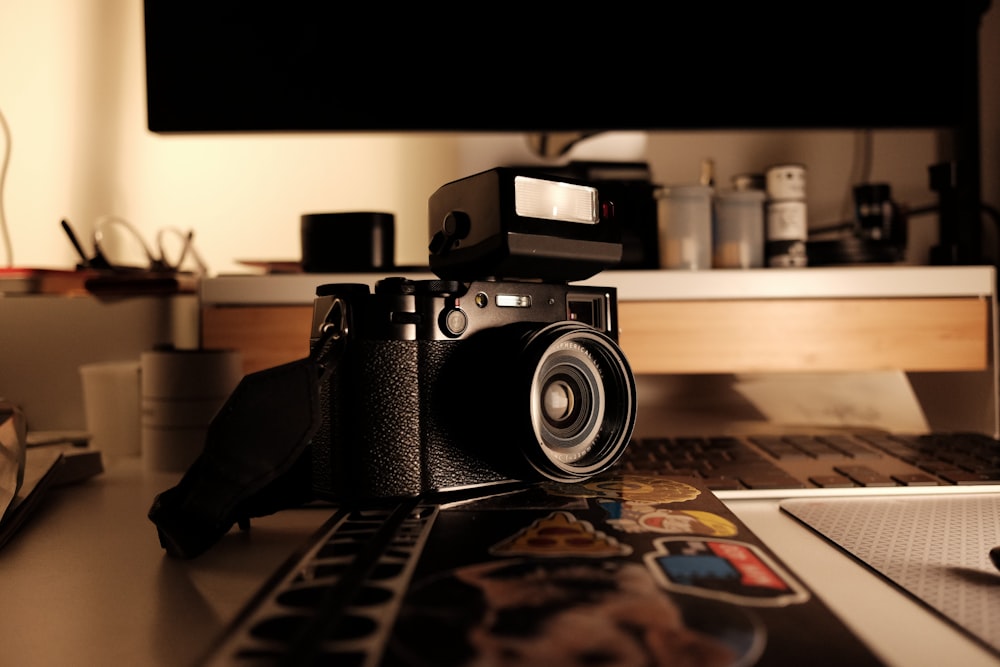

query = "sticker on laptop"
[489,510,632,558]
[645,537,811,606]
[543,474,701,504]
[387,559,765,667]
[599,500,739,537]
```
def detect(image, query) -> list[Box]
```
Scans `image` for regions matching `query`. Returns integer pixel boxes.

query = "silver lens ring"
[526,322,636,481]
[534,340,605,456]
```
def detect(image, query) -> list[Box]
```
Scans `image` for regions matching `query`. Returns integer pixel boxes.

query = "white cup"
[79,361,141,460]
[713,189,766,269]
[657,184,714,270]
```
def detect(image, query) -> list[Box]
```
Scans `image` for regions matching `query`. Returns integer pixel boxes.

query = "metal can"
[764,164,808,267]
[765,164,807,200]
[765,200,808,267]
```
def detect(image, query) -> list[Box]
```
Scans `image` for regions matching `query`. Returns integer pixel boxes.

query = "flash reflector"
[514,176,598,224]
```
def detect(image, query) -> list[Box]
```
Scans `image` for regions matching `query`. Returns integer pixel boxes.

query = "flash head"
[428,167,623,283]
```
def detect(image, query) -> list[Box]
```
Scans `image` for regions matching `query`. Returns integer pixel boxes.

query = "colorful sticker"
[489,511,632,558]
[544,474,700,504]
[388,559,762,667]
[600,500,739,537]
[645,537,810,607]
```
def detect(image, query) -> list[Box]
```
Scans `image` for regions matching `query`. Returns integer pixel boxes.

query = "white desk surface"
[0,459,997,667]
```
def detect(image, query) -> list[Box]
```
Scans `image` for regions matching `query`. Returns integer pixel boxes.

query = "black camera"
[149,168,636,558]
[306,168,637,500]
[307,277,636,499]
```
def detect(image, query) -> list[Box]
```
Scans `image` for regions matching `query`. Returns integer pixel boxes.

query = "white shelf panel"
[202,265,997,305]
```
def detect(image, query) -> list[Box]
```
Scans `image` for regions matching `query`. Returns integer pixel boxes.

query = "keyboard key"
[739,473,807,490]
[785,436,844,459]
[701,476,743,491]
[939,471,1000,485]
[833,465,896,487]
[809,474,856,488]
[749,436,811,460]
[890,473,940,486]
[917,460,964,475]
[713,461,787,477]
[817,434,882,459]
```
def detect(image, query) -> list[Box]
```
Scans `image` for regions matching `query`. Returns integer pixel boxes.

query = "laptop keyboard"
[615,431,1000,498]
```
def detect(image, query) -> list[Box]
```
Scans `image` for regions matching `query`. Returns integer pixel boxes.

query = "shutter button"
[441,308,468,337]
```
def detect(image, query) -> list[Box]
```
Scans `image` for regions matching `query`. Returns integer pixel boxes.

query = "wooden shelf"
[200,266,997,376]
[202,297,991,376]
[619,297,989,374]
[201,305,313,375]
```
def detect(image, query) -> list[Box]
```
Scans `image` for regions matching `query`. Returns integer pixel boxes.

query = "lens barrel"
[521,322,636,481]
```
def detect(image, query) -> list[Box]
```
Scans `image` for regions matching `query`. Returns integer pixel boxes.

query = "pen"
[174,230,194,271]
[61,218,90,268]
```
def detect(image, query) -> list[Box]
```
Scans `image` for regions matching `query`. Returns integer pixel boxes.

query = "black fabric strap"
[148,331,345,559]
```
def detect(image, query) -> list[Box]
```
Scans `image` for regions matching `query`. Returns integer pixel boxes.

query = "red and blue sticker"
[645,537,810,606]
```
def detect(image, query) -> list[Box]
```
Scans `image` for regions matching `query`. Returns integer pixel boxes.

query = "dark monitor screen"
[143,2,989,134]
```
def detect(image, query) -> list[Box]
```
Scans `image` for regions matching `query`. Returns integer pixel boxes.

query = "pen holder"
[140,347,243,473]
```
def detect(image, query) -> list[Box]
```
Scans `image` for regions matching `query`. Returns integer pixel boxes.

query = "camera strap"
[147,328,347,559]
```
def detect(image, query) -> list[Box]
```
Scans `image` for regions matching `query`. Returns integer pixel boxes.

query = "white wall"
[0,0,997,275]
[0,0,464,274]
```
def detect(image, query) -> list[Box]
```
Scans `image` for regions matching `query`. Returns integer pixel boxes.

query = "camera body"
[305,168,637,501]
[308,277,636,500]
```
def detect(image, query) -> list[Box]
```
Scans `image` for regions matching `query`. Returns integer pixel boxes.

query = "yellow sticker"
[602,501,739,537]
[544,474,701,504]
[489,511,632,558]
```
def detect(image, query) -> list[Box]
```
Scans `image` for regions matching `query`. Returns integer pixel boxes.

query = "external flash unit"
[428,167,623,283]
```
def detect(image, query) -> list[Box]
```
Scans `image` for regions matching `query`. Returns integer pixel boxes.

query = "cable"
[857,129,874,184]
[983,202,1000,228]
[840,129,874,222]
[812,203,939,236]
[811,201,1000,268]
[982,203,1000,265]
[0,105,12,268]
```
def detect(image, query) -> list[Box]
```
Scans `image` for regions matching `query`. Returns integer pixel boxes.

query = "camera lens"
[522,322,635,482]
[536,350,602,448]
[541,377,580,427]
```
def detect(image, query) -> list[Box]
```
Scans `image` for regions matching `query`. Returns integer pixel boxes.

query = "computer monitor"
[143,3,986,133]
[141,1,990,262]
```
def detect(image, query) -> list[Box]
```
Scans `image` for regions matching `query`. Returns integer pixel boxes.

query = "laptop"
[197,475,887,666]
[617,430,1000,500]
[616,369,1000,500]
